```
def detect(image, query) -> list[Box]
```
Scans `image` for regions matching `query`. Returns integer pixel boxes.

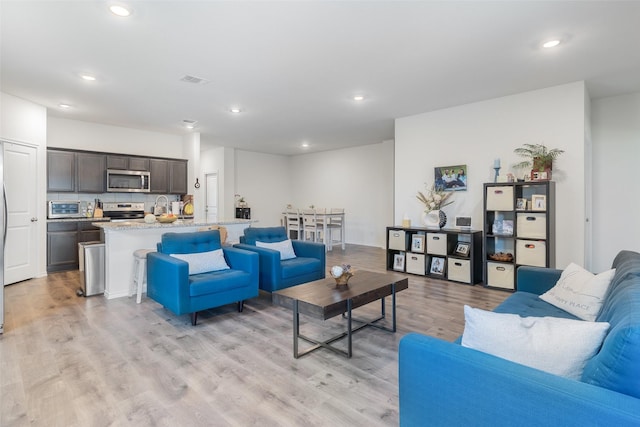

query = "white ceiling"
[2,1,640,155]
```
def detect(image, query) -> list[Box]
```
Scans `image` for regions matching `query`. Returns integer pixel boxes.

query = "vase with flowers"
[416,183,454,228]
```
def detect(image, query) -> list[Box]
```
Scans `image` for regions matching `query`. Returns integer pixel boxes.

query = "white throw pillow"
[461,305,610,380]
[539,263,616,321]
[170,249,230,275]
[256,239,297,260]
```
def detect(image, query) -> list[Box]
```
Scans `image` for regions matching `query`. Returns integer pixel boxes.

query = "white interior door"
[205,173,218,223]
[3,142,38,285]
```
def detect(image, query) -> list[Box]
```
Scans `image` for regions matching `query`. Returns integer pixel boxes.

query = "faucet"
[154,195,169,215]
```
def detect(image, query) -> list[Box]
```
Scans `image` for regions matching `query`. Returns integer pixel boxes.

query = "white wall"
[395,82,587,269]
[591,92,640,272]
[199,146,230,221]
[48,117,183,158]
[289,141,395,247]
[0,92,48,277]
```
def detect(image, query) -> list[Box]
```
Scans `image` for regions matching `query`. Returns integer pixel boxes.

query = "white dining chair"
[302,209,322,242]
[326,208,345,250]
[285,209,302,240]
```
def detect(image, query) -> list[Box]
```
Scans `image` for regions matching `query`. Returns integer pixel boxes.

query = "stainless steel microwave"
[106,169,150,193]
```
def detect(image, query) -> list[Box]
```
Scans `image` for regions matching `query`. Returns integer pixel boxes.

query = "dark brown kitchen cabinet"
[107,155,149,171]
[169,160,188,194]
[47,221,103,272]
[149,159,168,193]
[77,153,106,193]
[47,150,76,192]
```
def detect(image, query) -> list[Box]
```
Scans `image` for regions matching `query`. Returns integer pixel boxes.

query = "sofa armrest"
[222,247,259,278]
[146,252,191,315]
[399,333,640,427]
[233,243,282,283]
[516,265,563,295]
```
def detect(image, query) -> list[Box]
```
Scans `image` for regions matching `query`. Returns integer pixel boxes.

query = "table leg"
[392,282,397,332]
[293,299,299,358]
[347,298,352,358]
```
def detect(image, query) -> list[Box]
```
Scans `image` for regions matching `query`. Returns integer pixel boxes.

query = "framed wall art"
[435,164,467,192]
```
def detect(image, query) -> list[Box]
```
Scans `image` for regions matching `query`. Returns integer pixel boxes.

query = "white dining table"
[283,211,345,251]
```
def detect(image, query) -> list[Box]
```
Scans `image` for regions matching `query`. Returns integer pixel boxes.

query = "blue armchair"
[234,226,325,292]
[147,230,259,325]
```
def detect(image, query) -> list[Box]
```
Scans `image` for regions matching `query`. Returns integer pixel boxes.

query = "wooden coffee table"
[272,270,409,358]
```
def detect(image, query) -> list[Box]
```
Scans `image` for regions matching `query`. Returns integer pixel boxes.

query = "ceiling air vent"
[179,75,209,85]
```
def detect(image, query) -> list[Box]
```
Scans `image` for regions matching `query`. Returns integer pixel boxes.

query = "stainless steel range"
[102,202,146,222]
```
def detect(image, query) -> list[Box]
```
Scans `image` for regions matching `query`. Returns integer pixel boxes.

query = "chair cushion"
[170,249,229,275]
[281,257,322,279]
[256,239,296,260]
[189,269,252,297]
[494,291,580,320]
[159,230,222,254]
[242,226,287,246]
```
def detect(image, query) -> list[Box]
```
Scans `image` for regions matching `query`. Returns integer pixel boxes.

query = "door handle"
[31,217,38,222]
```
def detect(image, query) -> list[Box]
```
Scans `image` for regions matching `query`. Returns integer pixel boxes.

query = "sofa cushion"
[462,305,610,380]
[189,269,252,297]
[281,257,322,279]
[170,249,229,275]
[256,239,296,260]
[539,263,615,321]
[581,250,640,398]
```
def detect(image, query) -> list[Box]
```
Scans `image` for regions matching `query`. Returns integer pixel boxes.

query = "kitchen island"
[93,219,255,299]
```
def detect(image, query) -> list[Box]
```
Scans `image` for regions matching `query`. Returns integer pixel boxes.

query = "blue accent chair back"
[235,226,326,292]
[147,230,259,325]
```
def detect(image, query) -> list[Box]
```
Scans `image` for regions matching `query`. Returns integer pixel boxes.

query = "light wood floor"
[1,245,509,427]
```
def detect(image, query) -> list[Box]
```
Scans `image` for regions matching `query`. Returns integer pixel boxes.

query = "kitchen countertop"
[47,217,112,223]
[92,218,255,231]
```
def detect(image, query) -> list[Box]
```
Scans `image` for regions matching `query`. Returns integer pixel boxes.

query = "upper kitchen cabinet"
[149,159,168,193]
[47,149,76,192]
[107,155,149,171]
[77,152,106,193]
[169,160,188,194]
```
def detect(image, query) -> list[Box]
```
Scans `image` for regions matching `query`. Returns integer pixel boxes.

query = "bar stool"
[132,249,154,304]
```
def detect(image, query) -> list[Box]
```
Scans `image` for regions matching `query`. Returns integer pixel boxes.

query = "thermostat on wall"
[455,216,472,229]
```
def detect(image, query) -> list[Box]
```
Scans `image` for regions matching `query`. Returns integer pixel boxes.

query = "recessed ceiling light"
[229,107,242,114]
[301,142,310,149]
[109,5,132,17]
[542,39,561,48]
[80,74,96,81]
[353,95,365,101]
[183,119,197,129]
[59,103,72,109]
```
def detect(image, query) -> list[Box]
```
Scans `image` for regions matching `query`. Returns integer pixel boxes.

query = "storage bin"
[406,253,426,275]
[486,186,514,211]
[388,229,407,251]
[447,258,470,283]
[426,233,447,255]
[516,239,547,267]
[517,213,546,239]
[486,262,514,289]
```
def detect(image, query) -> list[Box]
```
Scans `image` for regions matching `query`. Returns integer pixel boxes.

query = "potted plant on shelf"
[513,143,564,181]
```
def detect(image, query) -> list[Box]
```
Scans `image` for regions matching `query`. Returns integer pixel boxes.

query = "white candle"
[494,158,501,168]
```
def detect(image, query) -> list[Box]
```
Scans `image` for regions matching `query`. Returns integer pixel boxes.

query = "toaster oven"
[48,200,84,219]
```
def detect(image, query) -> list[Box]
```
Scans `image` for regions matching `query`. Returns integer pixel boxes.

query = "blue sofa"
[399,250,640,426]
[147,230,259,325]
[234,226,325,292]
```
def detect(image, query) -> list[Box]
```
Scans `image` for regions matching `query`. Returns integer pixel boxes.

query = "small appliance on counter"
[48,200,84,219]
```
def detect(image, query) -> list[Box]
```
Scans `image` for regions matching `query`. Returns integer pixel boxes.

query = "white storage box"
[388,229,406,251]
[426,233,447,255]
[516,239,547,267]
[406,253,426,275]
[517,213,546,239]
[486,186,514,211]
[447,258,471,283]
[486,262,514,289]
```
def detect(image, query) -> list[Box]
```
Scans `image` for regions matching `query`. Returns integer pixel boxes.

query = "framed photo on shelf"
[429,256,446,276]
[516,198,527,210]
[532,194,547,211]
[411,235,425,253]
[454,242,470,257]
[393,253,405,271]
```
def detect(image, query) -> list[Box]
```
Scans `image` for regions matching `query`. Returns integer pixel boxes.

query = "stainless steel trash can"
[78,241,105,297]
